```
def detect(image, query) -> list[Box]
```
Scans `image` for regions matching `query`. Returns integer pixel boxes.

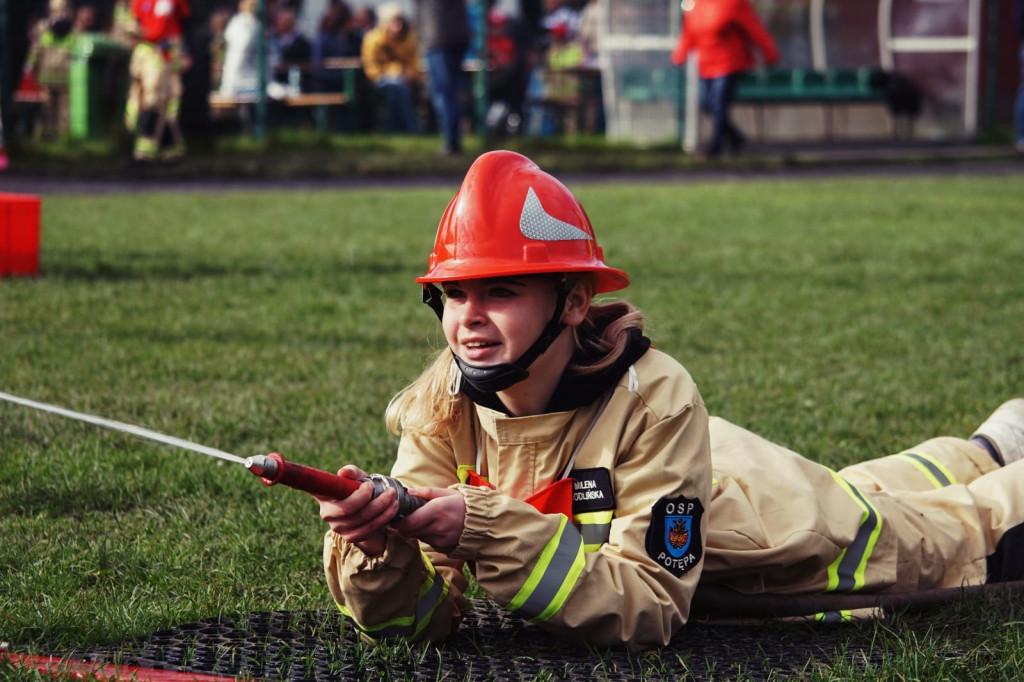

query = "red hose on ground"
[1,653,237,682]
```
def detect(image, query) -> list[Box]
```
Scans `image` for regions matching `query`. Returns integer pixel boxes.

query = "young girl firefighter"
[318,150,1024,649]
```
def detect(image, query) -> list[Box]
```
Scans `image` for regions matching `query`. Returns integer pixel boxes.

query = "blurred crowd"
[11,0,605,162]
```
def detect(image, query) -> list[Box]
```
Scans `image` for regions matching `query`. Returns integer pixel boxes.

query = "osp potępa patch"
[645,495,704,578]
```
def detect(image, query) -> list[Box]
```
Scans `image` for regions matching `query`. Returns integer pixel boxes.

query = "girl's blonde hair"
[385,298,644,438]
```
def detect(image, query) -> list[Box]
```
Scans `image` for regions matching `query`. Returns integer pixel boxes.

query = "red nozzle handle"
[245,453,424,520]
[245,452,361,499]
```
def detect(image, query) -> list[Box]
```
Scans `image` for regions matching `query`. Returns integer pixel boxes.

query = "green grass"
[1,174,1023,679]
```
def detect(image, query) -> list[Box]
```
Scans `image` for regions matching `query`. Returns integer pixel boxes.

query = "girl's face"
[441,276,559,368]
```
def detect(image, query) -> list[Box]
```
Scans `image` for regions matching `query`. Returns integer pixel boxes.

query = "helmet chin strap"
[422,275,575,394]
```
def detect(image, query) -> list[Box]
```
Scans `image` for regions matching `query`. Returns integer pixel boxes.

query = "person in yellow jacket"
[319,149,1024,649]
[359,2,421,133]
[124,0,191,162]
[26,0,75,140]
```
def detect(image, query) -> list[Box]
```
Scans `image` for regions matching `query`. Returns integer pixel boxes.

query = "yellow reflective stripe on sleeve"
[410,552,450,638]
[825,471,882,593]
[815,610,853,623]
[574,510,613,552]
[337,552,448,640]
[897,452,957,488]
[507,514,585,623]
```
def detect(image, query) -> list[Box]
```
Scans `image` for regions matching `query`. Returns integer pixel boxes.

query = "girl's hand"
[317,465,398,556]
[392,487,466,555]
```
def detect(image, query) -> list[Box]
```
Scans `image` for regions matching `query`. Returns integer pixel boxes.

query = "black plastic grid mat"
[60,599,893,681]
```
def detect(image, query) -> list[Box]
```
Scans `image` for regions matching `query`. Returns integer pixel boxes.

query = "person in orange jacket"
[670,0,778,158]
[317,149,1024,649]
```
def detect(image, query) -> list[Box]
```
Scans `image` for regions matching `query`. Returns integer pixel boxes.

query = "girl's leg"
[839,437,997,494]
[840,400,1024,493]
[718,74,745,153]
[702,76,729,157]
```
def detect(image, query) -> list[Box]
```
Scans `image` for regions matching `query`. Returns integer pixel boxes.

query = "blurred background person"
[413,0,470,155]
[541,0,581,40]
[219,0,260,96]
[311,0,362,92]
[270,6,312,91]
[126,0,192,162]
[576,0,598,68]
[360,2,421,133]
[670,0,778,159]
[350,4,375,43]
[25,0,74,140]
[484,7,529,137]
[207,5,233,94]
[73,4,98,34]
[0,77,8,170]
[575,0,604,133]
[110,0,139,47]
[1015,0,1024,152]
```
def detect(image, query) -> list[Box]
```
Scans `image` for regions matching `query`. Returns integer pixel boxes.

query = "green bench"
[737,67,890,139]
[619,66,895,140]
[736,67,885,104]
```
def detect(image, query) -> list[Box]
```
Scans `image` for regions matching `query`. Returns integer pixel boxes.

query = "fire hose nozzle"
[244,452,425,520]
[244,454,277,480]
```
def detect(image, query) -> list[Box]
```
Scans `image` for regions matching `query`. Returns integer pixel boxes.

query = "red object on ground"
[0,193,41,277]
[2,653,237,681]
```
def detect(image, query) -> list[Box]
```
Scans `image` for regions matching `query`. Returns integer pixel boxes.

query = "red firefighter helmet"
[416,150,630,293]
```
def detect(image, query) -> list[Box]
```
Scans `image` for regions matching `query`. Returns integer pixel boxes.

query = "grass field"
[1,171,1023,680]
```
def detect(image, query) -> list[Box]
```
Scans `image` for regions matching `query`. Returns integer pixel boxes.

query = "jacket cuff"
[326,529,419,571]
[449,484,494,559]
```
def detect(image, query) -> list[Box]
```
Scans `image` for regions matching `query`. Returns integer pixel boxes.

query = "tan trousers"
[702,417,1019,596]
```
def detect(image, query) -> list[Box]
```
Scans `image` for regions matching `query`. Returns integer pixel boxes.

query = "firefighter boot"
[972,398,1024,466]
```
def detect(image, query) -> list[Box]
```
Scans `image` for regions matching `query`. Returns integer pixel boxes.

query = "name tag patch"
[646,496,704,578]
[569,468,615,514]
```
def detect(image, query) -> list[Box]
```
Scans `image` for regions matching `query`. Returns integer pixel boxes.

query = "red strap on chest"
[524,478,575,524]
[464,471,574,523]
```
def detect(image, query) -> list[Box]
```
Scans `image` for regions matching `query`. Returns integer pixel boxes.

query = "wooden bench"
[208,91,348,132]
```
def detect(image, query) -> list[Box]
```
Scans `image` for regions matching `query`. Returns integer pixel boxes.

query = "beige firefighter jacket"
[324,348,711,648]
[324,348,1024,646]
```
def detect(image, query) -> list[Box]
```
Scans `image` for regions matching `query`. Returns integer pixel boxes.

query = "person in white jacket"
[219,0,259,97]
[318,150,1024,649]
